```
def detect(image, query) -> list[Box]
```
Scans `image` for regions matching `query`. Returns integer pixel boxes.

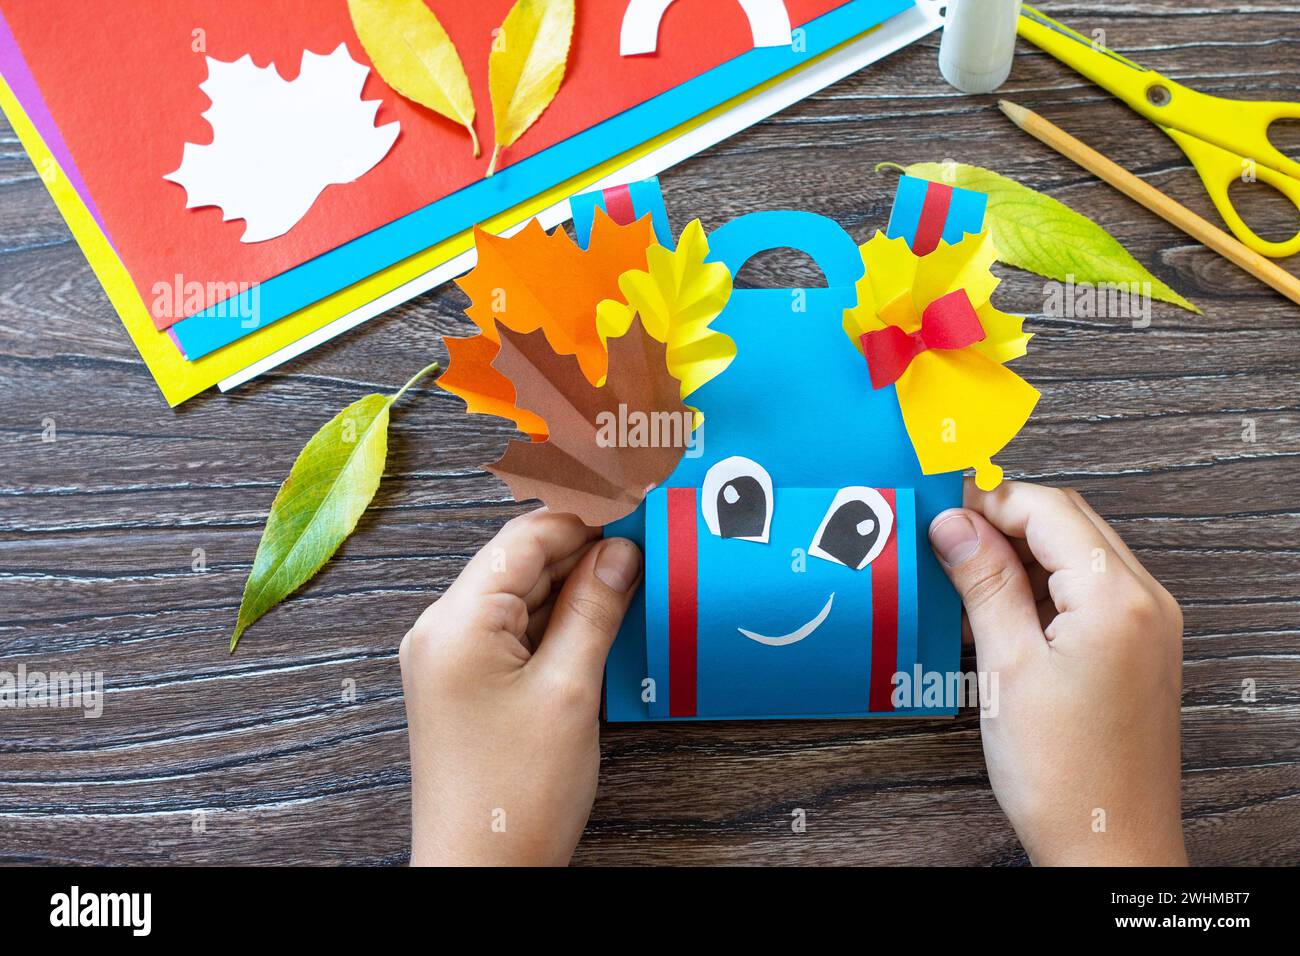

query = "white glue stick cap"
[939,0,1023,95]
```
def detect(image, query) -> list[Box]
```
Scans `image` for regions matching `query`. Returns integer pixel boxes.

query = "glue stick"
[939,0,1023,94]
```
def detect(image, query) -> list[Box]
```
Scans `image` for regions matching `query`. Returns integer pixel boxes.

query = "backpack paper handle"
[705,211,864,290]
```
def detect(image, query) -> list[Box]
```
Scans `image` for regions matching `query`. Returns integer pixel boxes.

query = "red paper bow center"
[861,289,986,389]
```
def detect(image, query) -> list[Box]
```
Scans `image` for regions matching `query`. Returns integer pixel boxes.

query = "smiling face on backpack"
[644,455,918,718]
[699,455,896,645]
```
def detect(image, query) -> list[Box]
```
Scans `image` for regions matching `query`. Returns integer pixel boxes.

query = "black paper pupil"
[717,476,766,538]
[818,499,881,568]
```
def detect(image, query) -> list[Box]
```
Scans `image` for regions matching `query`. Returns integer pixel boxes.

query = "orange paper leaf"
[439,208,655,437]
[487,317,690,526]
[439,334,547,439]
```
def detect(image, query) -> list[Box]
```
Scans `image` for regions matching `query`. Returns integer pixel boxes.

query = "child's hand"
[929,480,1187,866]
[399,509,642,866]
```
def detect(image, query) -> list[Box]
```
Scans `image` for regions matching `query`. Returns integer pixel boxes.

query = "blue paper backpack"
[577,177,987,721]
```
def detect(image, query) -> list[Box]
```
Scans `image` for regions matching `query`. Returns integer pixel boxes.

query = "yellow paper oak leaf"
[843,231,1037,491]
[596,219,736,424]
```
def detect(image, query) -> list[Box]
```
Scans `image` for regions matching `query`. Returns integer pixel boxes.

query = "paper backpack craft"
[441,175,1038,721]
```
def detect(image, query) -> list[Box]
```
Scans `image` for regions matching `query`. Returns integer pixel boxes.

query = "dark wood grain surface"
[1,0,1298,866]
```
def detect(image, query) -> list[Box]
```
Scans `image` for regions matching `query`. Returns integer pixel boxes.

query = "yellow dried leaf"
[486,0,575,175]
[348,0,480,156]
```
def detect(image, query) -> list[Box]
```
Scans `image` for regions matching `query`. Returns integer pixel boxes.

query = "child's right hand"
[929,480,1187,866]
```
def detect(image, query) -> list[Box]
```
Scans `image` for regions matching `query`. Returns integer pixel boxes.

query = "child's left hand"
[400,509,642,866]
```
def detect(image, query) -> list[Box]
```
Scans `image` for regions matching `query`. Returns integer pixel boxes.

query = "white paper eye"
[701,456,773,543]
[809,487,894,570]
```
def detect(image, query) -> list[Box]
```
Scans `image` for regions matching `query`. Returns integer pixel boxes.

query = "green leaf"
[230,363,439,651]
[902,162,1201,314]
[486,0,575,176]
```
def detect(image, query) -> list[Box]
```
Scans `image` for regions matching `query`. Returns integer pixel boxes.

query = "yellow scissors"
[1019,5,1300,258]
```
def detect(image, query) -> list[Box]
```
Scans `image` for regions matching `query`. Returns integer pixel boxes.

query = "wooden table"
[1,0,1297,866]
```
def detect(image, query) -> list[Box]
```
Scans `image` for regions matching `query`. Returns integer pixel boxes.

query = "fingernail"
[930,512,980,567]
[595,539,641,593]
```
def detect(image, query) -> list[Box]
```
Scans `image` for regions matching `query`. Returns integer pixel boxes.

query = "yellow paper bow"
[843,231,1038,490]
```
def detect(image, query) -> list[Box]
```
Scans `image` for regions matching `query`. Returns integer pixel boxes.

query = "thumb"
[929,509,1044,671]
[531,537,642,688]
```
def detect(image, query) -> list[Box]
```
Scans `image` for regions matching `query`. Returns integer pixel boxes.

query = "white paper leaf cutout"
[164,43,400,243]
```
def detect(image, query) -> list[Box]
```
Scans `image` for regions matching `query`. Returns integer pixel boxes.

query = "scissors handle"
[1165,125,1300,259]
[1020,6,1300,176]
[1169,93,1300,185]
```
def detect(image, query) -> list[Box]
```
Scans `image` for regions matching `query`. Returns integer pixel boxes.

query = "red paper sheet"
[2,0,844,328]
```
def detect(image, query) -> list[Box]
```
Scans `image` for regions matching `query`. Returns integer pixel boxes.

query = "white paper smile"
[738,592,834,647]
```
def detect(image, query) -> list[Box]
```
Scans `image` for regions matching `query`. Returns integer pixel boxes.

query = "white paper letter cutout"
[165,44,400,243]
[620,0,793,56]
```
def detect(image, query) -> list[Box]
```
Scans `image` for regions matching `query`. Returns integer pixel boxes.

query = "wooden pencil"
[998,99,1300,308]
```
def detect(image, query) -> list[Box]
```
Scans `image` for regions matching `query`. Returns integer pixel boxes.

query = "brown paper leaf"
[487,317,689,525]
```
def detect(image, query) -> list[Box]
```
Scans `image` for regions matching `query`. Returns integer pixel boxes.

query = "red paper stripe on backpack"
[868,488,899,712]
[667,487,698,717]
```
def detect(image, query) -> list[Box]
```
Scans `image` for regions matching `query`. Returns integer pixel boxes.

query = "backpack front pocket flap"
[644,486,918,719]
